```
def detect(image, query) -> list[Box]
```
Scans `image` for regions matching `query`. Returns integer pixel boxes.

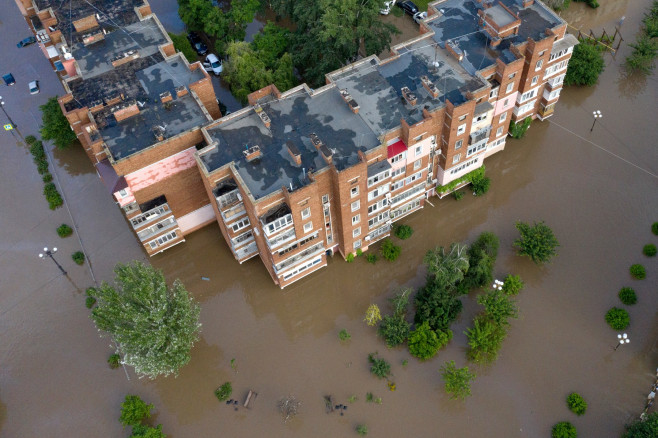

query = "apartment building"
[17,0,577,287]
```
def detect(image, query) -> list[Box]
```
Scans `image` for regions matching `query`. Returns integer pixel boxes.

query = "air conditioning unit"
[364,235,371,241]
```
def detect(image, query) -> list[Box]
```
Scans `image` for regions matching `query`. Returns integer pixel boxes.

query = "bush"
[368,353,391,379]
[130,424,166,438]
[414,278,463,332]
[652,222,658,235]
[214,382,232,401]
[120,395,153,427]
[394,224,413,240]
[25,135,38,145]
[440,360,476,400]
[622,411,658,437]
[453,190,464,200]
[108,353,121,369]
[565,42,605,86]
[42,173,53,183]
[514,220,559,264]
[36,158,49,175]
[30,141,45,159]
[643,244,657,257]
[618,287,637,305]
[339,329,351,341]
[356,424,368,435]
[465,316,506,364]
[552,421,577,438]
[457,232,499,294]
[72,251,85,265]
[566,392,587,415]
[378,315,411,347]
[501,274,524,296]
[85,296,97,308]
[346,253,355,263]
[168,32,199,63]
[408,321,451,360]
[43,183,63,209]
[471,173,491,196]
[380,239,401,262]
[40,97,78,150]
[356,248,363,257]
[366,253,378,264]
[605,307,630,330]
[625,35,658,74]
[509,118,531,139]
[57,224,73,237]
[630,264,646,279]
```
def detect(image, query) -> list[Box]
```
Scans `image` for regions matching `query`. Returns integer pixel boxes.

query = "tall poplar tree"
[91,262,201,379]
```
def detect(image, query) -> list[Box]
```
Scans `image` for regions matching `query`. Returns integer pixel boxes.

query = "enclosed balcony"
[213,179,241,210]
[261,204,293,237]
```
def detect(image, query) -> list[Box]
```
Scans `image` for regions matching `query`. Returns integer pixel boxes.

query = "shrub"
[501,274,524,296]
[356,424,368,435]
[440,360,476,400]
[394,224,414,240]
[130,424,165,438]
[618,287,637,305]
[57,224,73,237]
[471,173,491,196]
[339,329,351,341]
[652,222,658,235]
[378,315,411,347]
[119,395,153,427]
[43,183,63,209]
[565,42,605,86]
[108,353,121,369]
[356,248,363,257]
[476,289,518,327]
[72,251,85,265]
[514,220,559,264]
[453,190,464,201]
[346,253,355,263]
[566,392,587,415]
[437,166,486,195]
[622,411,658,437]
[643,244,657,257]
[167,32,199,63]
[509,118,531,139]
[414,278,463,332]
[368,353,391,379]
[214,382,232,401]
[408,321,452,360]
[40,97,78,149]
[364,304,382,326]
[30,141,45,159]
[629,264,646,279]
[465,316,506,364]
[380,239,401,262]
[85,296,97,308]
[25,135,38,145]
[457,232,499,294]
[36,159,49,175]
[625,35,658,74]
[366,253,378,264]
[42,173,53,183]
[552,421,577,438]
[605,307,630,330]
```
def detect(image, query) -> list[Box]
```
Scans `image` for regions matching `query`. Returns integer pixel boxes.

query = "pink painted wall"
[494,91,518,116]
[125,147,197,191]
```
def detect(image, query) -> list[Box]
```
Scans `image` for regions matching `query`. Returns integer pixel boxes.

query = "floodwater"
[1,0,657,437]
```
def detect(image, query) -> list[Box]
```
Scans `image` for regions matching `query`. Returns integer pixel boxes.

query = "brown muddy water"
[1,0,657,437]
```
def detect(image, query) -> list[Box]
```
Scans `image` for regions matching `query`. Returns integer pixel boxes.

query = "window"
[503,98,509,107]
[519,88,537,103]
[322,194,329,204]
[118,189,128,198]
[457,124,466,135]
[368,198,388,215]
[414,159,421,170]
[392,167,405,178]
[458,114,467,121]
[548,89,561,100]
[506,83,514,93]
[265,214,292,235]
[351,200,360,212]
[489,88,498,99]
[535,59,543,70]
[391,179,405,191]
[351,186,359,197]
[368,184,389,201]
[352,214,360,225]
[474,113,487,123]
[231,218,250,232]
[415,145,422,156]
[517,102,535,116]
[455,139,463,150]
[452,154,461,165]
[354,239,361,249]
[301,207,310,219]
[549,47,571,61]
[449,157,479,175]
[405,171,423,185]
[496,126,504,137]
[390,151,406,163]
[499,112,507,123]
[508,73,516,80]
[539,50,546,57]
[531,75,538,86]
[467,141,487,157]
[414,134,424,142]
[303,222,313,233]
[367,170,390,187]
[368,211,390,229]
[353,227,361,237]
[544,60,568,78]
[147,230,178,250]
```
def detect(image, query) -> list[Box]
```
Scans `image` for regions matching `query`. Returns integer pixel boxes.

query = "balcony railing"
[262,213,293,236]
[231,230,254,249]
[235,241,258,260]
[137,217,178,242]
[274,242,324,273]
[216,189,240,209]
[266,226,296,249]
[390,184,424,206]
[131,203,171,229]
[221,202,246,223]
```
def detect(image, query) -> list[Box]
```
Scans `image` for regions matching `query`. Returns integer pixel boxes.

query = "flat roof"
[200,86,381,200]
[35,0,143,33]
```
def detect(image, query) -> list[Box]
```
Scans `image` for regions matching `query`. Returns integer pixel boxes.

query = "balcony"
[221,202,246,223]
[390,184,425,206]
[213,179,240,209]
[261,204,293,236]
[266,226,296,250]
[538,103,556,118]
[274,242,324,273]
[231,230,254,249]
[235,241,258,260]
[131,200,172,230]
[137,216,178,242]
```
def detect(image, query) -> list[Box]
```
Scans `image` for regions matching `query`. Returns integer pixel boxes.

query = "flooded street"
[1,0,657,437]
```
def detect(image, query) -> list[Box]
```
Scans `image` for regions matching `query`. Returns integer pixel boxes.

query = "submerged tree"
[564,42,605,86]
[39,97,78,149]
[364,303,382,327]
[423,243,470,290]
[514,220,559,264]
[91,261,201,378]
[440,360,476,400]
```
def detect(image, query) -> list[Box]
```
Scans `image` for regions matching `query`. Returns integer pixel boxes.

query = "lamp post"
[39,246,67,275]
[0,95,18,128]
[492,279,504,291]
[590,110,602,132]
[614,333,629,351]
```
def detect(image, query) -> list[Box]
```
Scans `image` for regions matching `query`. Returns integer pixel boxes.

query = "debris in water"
[201,277,210,281]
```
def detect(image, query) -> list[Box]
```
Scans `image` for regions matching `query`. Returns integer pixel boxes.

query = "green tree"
[91,261,201,378]
[440,360,476,400]
[368,352,391,378]
[380,238,401,261]
[566,392,587,415]
[564,42,605,86]
[626,35,658,74]
[605,307,630,330]
[214,382,232,401]
[168,32,198,63]
[120,395,153,427]
[39,97,77,149]
[458,232,499,294]
[514,220,559,264]
[501,274,524,296]
[408,321,451,360]
[252,22,291,68]
[378,315,411,347]
[272,52,296,93]
[423,243,470,289]
[130,424,166,438]
[178,0,213,31]
[223,41,274,103]
[623,412,658,437]
[390,288,411,318]
[465,316,506,364]
[476,289,518,327]
[364,303,382,326]
[552,421,577,438]
[414,279,463,332]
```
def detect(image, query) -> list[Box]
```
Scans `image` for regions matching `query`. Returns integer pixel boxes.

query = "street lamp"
[0,96,18,129]
[590,110,602,132]
[39,246,67,275]
[492,279,504,291]
[614,333,629,351]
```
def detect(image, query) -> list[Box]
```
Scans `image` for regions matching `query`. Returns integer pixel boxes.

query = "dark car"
[3,73,16,86]
[17,36,37,48]
[396,0,419,16]
[187,32,208,56]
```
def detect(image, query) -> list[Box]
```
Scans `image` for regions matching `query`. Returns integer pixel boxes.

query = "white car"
[203,54,223,75]
[28,80,40,95]
[380,0,395,15]
[413,11,427,24]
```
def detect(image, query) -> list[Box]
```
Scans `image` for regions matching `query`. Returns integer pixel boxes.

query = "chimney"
[446,41,464,62]
[309,133,323,150]
[522,0,534,6]
[319,144,333,165]
[113,103,140,122]
[253,103,271,128]
[159,91,172,104]
[401,86,418,106]
[73,15,98,33]
[339,89,360,114]
[175,85,188,98]
[286,141,302,166]
[111,49,139,68]
[151,125,165,142]
[243,145,262,162]
[420,76,439,98]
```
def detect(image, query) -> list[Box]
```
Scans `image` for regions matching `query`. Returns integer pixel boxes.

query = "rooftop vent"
[111,49,139,68]
[339,89,360,114]
[113,102,140,122]
[73,15,99,33]
[175,85,188,98]
[420,76,439,98]
[89,99,104,113]
[286,141,301,166]
[446,41,464,62]
[401,86,418,106]
[159,91,172,104]
[253,103,271,128]
[152,125,166,142]
[82,28,105,46]
[309,133,323,150]
[243,145,262,162]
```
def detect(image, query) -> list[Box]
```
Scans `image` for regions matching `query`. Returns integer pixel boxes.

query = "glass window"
[531,75,538,86]
[414,159,421,170]
[322,194,329,204]
[351,200,360,212]
[301,208,310,219]
[353,227,361,237]
[457,124,466,135]
[496,126,504,137]
[303,222,313,233]
[354,239,361,249]
[499,112,507,123]
[535,59,543,70]
[351,186,359,197]
[452,154,461,165]
[458,114,467,121]
[415,145,422,156]
[352,214,360,224]
[455,139,463,149]
[506,83,514,93]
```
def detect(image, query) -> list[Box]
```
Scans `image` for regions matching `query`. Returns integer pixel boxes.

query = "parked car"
[397,0,419,16]
[413,11,427,24]
[380,0,395,15]
[3,73,16,86]
[17,36,37,48]
[187,32,208,56]
[28,80,40,94]
[203,54,223,75]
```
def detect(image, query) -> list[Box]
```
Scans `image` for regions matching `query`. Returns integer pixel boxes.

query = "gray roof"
[35,0,142,36]
[200,87,381,200]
